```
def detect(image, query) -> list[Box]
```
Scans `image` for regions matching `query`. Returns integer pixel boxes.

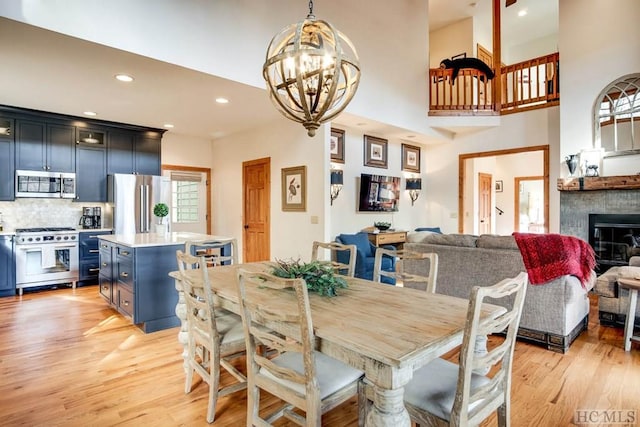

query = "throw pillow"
[415,226,442,234]
[338,233,372,257]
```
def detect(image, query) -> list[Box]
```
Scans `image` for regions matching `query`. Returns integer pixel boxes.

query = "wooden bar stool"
[617,277,640,351]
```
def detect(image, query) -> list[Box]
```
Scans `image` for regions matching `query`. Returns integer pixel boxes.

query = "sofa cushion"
[477,234,519,250]
[338,233,372,257]
[415,226,442,234]
[407,231,440,243]
[420,233,478,248]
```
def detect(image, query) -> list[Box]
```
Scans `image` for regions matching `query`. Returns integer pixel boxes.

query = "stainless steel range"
[15,227,79,295]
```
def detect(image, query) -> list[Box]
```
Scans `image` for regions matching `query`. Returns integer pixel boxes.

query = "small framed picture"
[495,180,503,192]
[364,135,388,168]
[281,166,307,212]
[330,128,345,163]
[401,143,421,173]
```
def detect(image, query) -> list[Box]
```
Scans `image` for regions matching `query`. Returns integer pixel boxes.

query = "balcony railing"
[428,52,559,115]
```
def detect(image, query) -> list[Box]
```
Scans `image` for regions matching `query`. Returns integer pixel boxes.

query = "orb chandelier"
[263,0,361,137]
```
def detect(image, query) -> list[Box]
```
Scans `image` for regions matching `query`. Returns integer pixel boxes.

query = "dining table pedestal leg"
[173,278,189,375]
[366,385,410,427]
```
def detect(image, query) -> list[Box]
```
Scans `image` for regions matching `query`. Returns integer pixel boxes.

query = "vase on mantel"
[565,154,579,177]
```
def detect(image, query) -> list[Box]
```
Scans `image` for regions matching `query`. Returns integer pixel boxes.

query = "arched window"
[594,73,640,156]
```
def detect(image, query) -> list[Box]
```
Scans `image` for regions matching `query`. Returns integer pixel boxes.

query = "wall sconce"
[330,170,343,206]
[406,178,422,206]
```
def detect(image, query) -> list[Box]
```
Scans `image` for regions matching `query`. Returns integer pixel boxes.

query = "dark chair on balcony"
[335,232,396,284]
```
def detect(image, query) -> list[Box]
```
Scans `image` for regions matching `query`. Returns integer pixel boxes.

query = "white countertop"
[78,228,112,233]
[98,232,234,248]
[0,230,15,236]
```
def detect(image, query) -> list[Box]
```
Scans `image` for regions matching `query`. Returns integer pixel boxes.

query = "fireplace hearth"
[589,214,640,274]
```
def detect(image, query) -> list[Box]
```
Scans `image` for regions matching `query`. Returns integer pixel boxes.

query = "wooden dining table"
[169,262,505,427]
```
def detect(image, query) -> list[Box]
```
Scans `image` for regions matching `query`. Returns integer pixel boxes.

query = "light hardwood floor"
[0,286,638,426]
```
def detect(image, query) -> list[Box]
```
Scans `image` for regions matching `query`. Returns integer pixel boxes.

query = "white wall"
[505,34,558,64]
[162,133,213,168]
[210,118,328,262]
[424,106,560,233]
[429,18,474,66]
[328,125,429,239]
[559,0,640,173]
[494,151,544,234]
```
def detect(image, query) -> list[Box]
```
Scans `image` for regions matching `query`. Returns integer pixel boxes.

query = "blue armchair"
[336,233,396,285]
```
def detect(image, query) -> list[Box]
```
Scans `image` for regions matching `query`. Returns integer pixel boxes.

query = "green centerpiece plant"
[153,202,169,222]
[271,259,348,297]
[153,202,169,235]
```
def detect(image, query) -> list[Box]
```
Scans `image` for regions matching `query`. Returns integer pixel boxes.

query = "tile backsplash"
[0,199,111,231]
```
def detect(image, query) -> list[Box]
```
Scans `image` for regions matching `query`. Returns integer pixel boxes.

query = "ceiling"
[0,1,557,143]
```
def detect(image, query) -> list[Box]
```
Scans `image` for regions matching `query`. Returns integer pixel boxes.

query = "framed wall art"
[364,135,388,168]
[281,165,307,211]
[495,180,503,192]
[401,143,421,173]
[330,128,345,163]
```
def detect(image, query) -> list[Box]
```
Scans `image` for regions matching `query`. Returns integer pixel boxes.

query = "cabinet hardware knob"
[120,272,128,278]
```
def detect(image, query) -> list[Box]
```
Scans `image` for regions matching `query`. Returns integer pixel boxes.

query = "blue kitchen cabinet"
[0,117,14,201]
[98,239,180,333]
[79,230,111,286]
[0,235,15,297]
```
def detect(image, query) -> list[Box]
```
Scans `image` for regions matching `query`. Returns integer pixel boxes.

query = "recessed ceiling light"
[518,9,528,17]
[163,124,174,129]
[215,97,229,104]
[83,111,97,116]
[115,74,134,82]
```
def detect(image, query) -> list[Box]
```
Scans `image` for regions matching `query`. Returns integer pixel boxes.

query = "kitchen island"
[98,232,232,333]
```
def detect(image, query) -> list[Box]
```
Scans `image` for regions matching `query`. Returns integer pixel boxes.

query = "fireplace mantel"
[557,175,640,191]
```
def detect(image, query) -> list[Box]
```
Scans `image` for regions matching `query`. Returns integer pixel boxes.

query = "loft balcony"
[428,52,560,116]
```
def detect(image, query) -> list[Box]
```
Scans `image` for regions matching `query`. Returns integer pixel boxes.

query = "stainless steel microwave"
[15,170,76,199]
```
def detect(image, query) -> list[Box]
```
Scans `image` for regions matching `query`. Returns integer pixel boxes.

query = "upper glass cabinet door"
[594,73,640,157]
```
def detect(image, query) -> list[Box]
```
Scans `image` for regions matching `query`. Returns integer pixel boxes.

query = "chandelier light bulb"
[263,2,360,137]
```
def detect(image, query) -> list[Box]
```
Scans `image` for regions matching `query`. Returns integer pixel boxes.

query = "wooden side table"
[368,231,407,248]
[617,277,640,351]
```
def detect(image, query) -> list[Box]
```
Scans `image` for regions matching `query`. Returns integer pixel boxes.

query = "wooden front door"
[242,157,270,262]
[478,172,492,234]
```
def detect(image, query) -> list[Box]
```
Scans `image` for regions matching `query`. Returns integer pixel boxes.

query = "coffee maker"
[79,206,101,229]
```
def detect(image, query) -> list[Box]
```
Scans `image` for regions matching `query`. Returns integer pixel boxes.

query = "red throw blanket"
[512,232,595,289]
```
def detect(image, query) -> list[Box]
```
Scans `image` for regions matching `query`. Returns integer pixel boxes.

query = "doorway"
[242,157,271,262]
[478,173,492,234]
[458,145,549,234]
[162,165,211,234]
[515,177,545,233]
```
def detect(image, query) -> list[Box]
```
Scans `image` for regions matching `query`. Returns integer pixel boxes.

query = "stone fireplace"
[559,183,640,272]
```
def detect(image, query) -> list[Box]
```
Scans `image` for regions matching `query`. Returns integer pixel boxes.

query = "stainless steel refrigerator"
[108,174,171,234]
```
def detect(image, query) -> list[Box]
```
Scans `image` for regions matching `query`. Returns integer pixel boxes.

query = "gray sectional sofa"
[404,233,596,353]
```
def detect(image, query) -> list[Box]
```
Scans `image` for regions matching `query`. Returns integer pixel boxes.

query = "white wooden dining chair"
[403,272,528,427]
[311,241,357,277]
[373,248,439,293]
[175,250,247,423]
[236,269,366,427]
[185,237,239,268]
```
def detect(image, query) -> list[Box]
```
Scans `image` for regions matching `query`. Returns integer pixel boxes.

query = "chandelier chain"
[308,0,314,18]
